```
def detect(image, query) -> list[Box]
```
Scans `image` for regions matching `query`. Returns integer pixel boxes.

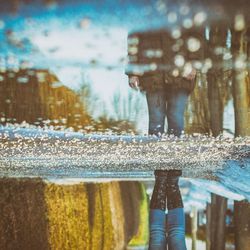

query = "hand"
[183,68,196,81]
[129,76,140,90]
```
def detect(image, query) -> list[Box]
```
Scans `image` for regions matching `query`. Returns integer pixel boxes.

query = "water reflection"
[0,177,247,250]
[0,1,250,250]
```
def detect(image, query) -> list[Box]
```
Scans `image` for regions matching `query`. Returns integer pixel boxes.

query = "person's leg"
[146,90,168,249]
[164,88,188,249]
[146,91,166,136]
[166,89,189,137]
[166,172,187,250]
[149,171,168,250]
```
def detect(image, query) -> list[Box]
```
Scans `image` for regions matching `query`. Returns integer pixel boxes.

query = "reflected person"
[126,29,200,250]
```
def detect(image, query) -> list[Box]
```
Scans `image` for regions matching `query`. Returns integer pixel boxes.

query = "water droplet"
[172,44,180,52]
[174,55,185,67]
[234,14,245,31]
[156,0,167,14]
[128,36,139,46]
[43,119,51,125]
[180,4,190,15]
[187,37,201,52]
[194,12,207,26]
[235,56,247,70]
[172,68,179,77]
[17,76,29,84]
[59,118,66,125]
[183,18,193,29]
[144,49,163,58]
[168,12,178,23]
[171,28,181,39]
[193,61,202,70]
[36,72,46,82]
[203,58,213,72]
[182,63,193,76]
[149,63,157,71]
[128,46,138,55]
[214,46,224,55]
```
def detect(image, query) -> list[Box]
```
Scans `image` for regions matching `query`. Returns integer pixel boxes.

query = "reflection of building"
[0,69,91,130]
[185,207,235,246]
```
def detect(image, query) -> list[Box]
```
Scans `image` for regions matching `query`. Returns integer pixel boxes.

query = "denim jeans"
[166,208,187,250]
[147,88,189,250]
[149,208,187,250]
[146,89,189,136]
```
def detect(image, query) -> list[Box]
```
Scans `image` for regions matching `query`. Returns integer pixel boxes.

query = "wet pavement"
[0,126,249,201]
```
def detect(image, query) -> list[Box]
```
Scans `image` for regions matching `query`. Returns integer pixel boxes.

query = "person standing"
[126,28,203,250]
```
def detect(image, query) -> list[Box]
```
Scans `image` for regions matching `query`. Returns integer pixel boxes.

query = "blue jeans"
[149,208,187,250]
[146,89,189,136]
[147,89,188,250]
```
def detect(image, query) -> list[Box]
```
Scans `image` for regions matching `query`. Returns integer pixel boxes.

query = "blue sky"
[0,2,133,113]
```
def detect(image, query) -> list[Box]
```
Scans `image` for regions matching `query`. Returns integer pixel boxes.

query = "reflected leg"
[165,89,188,248]
[146,91,166,136]
[146,91,167,249]
[166,89,189,137]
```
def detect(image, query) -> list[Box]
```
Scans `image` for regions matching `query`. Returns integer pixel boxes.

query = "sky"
[0,4,143,117]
